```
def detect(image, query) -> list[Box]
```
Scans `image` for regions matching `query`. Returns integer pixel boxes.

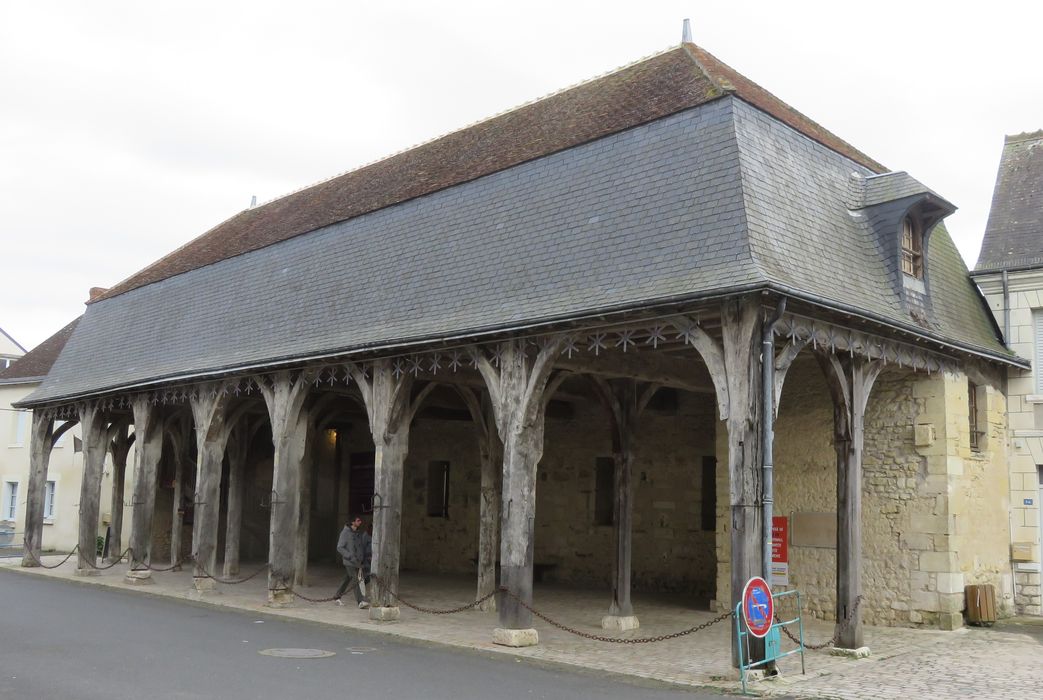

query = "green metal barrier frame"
[735,588,806,695]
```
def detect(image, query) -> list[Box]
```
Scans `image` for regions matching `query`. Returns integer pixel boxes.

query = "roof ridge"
[251,44,685,212]
[1005,130,1043,145]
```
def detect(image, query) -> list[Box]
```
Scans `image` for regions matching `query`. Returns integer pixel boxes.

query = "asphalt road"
[0,570,732,699]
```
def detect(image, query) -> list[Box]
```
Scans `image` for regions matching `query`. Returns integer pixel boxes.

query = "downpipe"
[762,297,787,585]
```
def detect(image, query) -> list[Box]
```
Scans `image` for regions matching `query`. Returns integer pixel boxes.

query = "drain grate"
[345,646,378,653]
[259,648,336,659]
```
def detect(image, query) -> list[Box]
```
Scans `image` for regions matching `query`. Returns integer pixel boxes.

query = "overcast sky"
[1,1,1040,351]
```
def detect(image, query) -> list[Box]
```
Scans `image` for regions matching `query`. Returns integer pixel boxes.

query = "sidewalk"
[5,555,1041,698]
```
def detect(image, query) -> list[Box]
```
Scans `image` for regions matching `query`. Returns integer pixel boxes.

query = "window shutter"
[1035,310,1043,394]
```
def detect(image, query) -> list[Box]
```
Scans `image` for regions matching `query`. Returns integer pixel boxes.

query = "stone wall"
[713,356,1015,630]
[397,388,720,600]
[977,273,1043,615]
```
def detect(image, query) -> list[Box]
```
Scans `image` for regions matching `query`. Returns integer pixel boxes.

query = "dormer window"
[900,216,923,278]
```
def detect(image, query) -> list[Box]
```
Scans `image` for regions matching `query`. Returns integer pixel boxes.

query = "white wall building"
[972,130,1043,616]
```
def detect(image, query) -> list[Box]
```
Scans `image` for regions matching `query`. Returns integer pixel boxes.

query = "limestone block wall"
[399,390,720,598]
[713,357,1015,630]
[976,271,1042,615]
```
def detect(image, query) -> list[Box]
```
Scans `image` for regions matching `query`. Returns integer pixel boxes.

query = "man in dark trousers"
[334,514,371,608]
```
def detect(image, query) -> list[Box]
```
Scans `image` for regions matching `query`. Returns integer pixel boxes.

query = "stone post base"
[601,615,640,631]
[369,606,400,621]
[265,589,295,608]
[493,628,539,647]
[74,568,101,577]
[189,576,218,599]
[123,570,154,585]
[828,646,871,659]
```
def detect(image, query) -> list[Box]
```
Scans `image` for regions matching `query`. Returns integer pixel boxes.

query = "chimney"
[682,18,692,43]
[88,287,110,302]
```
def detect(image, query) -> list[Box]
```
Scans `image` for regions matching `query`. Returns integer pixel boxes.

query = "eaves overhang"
[15,281,1026,409]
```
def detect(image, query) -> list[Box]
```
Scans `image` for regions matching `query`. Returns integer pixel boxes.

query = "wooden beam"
[76,403,108,574]
[258,372,312,605]
[816,352,884,650]
[125,397,162,582]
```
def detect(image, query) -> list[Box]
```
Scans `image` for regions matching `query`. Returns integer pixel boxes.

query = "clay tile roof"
[0,317,81,383]
[975,130,1043,272]
[95,42,887,304]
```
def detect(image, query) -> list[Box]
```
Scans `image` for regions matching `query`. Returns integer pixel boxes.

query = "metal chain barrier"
[500,587,735,644]
[84,548,134,570]
[194,558,270,585]
[370,574,499,614]
[290,575,359,603]
[21,543,80,569]
[776,595,864,650]
[139,558,186,573]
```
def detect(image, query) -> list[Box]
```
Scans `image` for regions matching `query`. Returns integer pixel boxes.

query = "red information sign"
[741,576,774,638]
[771,516,789,585]
[771,516,788,562]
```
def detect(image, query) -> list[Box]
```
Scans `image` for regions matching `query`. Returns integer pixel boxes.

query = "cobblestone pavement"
[6,556,1041,698]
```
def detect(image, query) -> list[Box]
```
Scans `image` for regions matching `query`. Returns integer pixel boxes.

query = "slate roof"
[21,44,1015,406]
[975,131,1043,272]
[95,44,885,304]
[0,317,80,385]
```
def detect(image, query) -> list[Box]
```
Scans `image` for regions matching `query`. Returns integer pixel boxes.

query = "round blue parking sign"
[741,576,774,638]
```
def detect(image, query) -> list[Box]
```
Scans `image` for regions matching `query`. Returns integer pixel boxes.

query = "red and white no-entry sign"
[741,576,774,638]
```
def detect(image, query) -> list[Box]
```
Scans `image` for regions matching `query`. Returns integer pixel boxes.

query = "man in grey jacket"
[334,514,372,608]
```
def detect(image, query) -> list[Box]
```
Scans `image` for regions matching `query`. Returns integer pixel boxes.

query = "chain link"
[776,595,864,650]
[501,588,734,644]
[21,543,80,569]
[194,558,270,585]
[370,574,499,614]
[291,575,358,603]
[87,548,134,570]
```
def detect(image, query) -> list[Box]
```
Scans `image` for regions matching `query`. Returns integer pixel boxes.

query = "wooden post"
[22,413,76,567]
[590,378,660,630]
[347,360,436,619]
[106,423,132,564]
[125,397,162,583]
[76,403,108,575]
[293,423,314,587]
[456,388,502,612]
[475,336,567,646]
[258,371,311,606]
[679,297,764,666]
[189,385,232,595]
[222,419,251,578]
[167,416,189,570]
[816,353,883,650]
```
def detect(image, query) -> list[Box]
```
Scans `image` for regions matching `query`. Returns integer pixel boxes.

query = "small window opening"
[44,481,56,519]
[427,461,450,518]
[968,381,983,452]
[594,457,614,526]
[901,217,923,279]
[701,456,717,531]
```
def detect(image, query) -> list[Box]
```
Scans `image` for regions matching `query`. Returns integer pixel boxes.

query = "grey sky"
[1,1,1040,350]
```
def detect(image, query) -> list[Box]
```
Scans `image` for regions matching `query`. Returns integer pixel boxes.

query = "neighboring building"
[14,38,1027,652]
[0,318,128,553]
[0,327,26,370]
[972,130,1043,616]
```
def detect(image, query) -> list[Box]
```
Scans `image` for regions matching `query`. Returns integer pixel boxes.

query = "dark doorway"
[349,451,375,518]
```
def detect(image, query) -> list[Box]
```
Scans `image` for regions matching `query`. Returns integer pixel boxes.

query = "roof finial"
[681,18,692,43]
